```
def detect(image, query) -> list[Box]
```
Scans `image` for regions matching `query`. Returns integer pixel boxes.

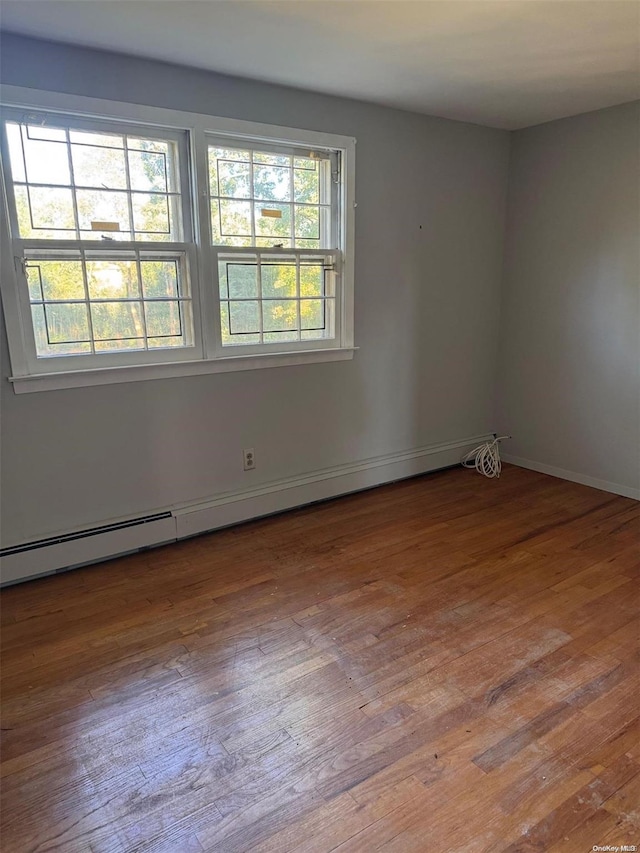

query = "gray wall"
[0,34,510,547]
[497,102,640,496]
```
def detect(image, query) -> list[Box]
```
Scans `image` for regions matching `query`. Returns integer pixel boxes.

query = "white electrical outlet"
[243,448,255,470]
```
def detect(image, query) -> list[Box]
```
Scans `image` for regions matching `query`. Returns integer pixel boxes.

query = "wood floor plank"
[251,775,427,853]
[1,465,638,852]
[498,754,640,852]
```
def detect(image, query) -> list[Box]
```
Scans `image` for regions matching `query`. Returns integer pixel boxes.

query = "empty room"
[0,1,638,851]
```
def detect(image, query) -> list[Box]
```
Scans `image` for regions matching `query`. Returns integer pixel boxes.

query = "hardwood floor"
[1,464,638,853]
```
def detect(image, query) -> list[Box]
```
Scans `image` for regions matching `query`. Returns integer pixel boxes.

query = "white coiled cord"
[461,435,511,479]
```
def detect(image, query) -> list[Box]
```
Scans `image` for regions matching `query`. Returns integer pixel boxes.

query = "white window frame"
[205,135,341,355]
[2,112,201,372]
[0,86,356,393]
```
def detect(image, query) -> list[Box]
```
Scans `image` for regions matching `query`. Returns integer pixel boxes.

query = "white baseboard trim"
[173,434,493,539]
[1,433,491,585]
[502,454,640,501]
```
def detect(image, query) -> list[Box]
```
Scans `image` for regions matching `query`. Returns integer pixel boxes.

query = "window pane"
[263,300,297,332]
[31,304,91,356]
[127,148,168,192]
[294,159,319,203]
[148,334,185,349]
[209,147,251,195]
[253,152,290,167]
[227,263,258,299]
[228,300,260,335]
[132,193,171,236]
[220,303,260,346]
[76,190,130,234]
[23,134,71,185]
[211,201,251,247]
[94,338,144,352]
[295,206,320,241]
[220,199,252,238]
[5,123,26,182]
[301,299,325,330]
[217,259,228,298]
[213,147,251,162]
[145,301,182,338]
[15,191,73,238]
[45,302,91,343]
[7,123,69,192]
[71,143,127,189]
[261,263,296,298]
[253,165,290,201]
[210,200,222,243]
[220,303,230,343]
[27,260,85,301]
[87,261,140,299]
[23,186,76,232]
[91,301,144,342]
[128,137,170,154]
[69,130,124,148]
[256,204,290,241]
[263,331,299,343]
[300,264,323,297]
[255,237,292,248]
[26,264,44,301]
[27,125,67,142]
[141,260,179,298]
[218,160,251,199]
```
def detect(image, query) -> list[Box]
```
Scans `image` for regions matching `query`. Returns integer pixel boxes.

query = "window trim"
[0,85,356,393]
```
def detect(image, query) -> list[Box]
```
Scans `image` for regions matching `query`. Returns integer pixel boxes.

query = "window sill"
[9,347,357,394]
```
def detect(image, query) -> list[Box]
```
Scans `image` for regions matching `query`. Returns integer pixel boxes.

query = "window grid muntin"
[207,139,334,250]
[223,300,327,335]
[5,117,185,242]
[211,205,331,244]
[217,252,335,346]
[24,248,192,356]
[14,184,181,238]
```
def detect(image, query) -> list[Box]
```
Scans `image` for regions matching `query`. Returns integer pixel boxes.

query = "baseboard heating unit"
[0,513,176,586]
[1,433,494,585]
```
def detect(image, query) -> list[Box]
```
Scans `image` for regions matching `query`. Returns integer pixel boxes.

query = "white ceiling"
[1,0,638,129]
